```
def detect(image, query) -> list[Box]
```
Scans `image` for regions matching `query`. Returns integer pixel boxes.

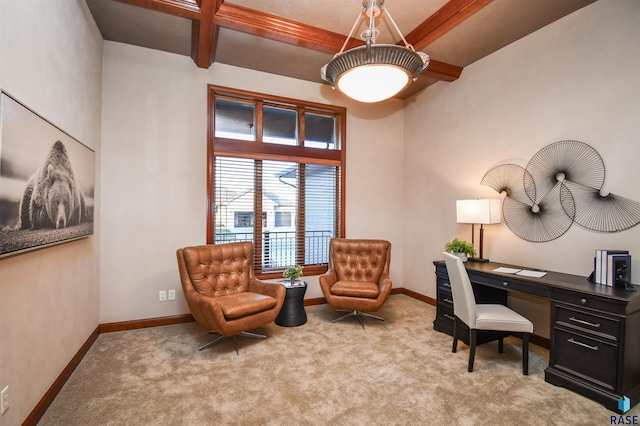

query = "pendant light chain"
[383,5,417,52]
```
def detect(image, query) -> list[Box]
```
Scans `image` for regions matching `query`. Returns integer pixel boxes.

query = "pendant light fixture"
[320,0,430,103]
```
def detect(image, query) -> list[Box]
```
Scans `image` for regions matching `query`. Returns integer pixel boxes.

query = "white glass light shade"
[321,44,429,103]
[456,199,502,224]
[336,65,410,103]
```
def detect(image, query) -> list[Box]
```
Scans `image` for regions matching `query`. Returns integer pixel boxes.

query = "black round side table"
[275,281,307,327]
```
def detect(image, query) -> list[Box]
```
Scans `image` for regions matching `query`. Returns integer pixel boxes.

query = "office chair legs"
[332,310,384,329]
[466,332,529,374]
[199,330,267,355]
[522,333,529,375]
[452,320,459,353]
[451,318,480,372]
[452,322,479,372]
[453,321,530,375]
[468,329,477,373]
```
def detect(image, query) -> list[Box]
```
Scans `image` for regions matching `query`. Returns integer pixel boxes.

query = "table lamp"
[456,199,502,262]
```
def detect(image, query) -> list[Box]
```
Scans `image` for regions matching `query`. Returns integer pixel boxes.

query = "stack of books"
[594,249,631,287]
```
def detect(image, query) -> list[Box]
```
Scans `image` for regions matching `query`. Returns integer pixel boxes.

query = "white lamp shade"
[336,64,411,103]
[456,199,502,224]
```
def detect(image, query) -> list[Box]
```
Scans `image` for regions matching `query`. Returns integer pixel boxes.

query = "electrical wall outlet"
[168,290,176,301]
[159,290,167,301]
[1,385,9,415]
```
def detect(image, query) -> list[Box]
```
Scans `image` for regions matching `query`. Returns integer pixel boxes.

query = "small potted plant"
[444,238,476,262]
[283,265,303,285]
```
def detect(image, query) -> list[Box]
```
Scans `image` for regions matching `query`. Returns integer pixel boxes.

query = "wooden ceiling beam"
[213,4,461,81]
[112,0,468,82]
[214,3,362,55]
[116,0,221,68]
[191,0,221,68]
[113,0,201,20]
[405,0,493,51]
[422,60,463,81]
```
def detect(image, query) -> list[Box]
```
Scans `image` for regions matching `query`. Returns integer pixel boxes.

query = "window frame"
[207,85,346,279]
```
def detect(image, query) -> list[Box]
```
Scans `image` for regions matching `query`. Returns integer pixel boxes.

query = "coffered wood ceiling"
[86,0,596,100]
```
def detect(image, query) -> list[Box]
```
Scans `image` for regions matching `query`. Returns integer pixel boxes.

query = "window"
[275,211,292,227]
[234,211,254,227]
[208,86,346,278]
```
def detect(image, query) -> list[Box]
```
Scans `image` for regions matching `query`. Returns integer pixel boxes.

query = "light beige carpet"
[38,295,638,425]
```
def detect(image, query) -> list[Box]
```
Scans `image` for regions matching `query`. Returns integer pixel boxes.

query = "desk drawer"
[471,274,551,299]
[438,306,455,324]
[437,288,455,321]
[435,277,455,335]
[553,327,618,391]
[438,288,454,307]
[553,288,626,315]
[555,304,619,341]
[434,303,455,336]
[437,277,451,291]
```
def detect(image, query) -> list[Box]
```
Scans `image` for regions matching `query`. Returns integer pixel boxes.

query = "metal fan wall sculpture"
[481,140,640,242]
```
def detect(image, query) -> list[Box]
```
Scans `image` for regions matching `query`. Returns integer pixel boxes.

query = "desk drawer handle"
[443,298,454,304]
[568,338,599,351]
[443,314,455,320]
[569,316,600,328]
[442,281,451,288]
[503,282,508,287]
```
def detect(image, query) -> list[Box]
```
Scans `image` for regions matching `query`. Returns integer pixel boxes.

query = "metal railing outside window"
[215,230,332,268]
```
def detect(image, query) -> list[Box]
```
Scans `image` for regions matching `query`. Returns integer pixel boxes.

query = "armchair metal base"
[199,331,267,355]
[331,310,384,329]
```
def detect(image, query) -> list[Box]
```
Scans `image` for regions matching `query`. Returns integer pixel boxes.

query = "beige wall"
[403,0,640,337]
[99,41,405,323]
[0,0,103,424]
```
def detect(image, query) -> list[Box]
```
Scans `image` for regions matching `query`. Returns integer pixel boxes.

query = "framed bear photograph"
[0,91,95,258]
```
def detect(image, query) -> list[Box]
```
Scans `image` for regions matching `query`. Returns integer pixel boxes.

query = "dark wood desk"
[433,259,640,413]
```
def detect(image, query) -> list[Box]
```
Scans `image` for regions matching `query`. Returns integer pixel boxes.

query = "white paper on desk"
[493,267,522,274]
[516,269,547,278]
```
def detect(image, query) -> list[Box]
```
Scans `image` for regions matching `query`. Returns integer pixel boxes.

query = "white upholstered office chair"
[442,252,534,375]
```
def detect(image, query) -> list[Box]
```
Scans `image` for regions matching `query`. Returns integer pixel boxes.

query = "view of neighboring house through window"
[275,211,291,227]
[234,211,254,227]
[208,86,346,278]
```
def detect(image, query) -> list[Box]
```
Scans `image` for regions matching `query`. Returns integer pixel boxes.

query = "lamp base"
[469,257,490,263]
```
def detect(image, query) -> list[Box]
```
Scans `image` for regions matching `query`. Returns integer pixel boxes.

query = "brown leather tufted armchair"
[319,238,392,328]
[176,242,285,354]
